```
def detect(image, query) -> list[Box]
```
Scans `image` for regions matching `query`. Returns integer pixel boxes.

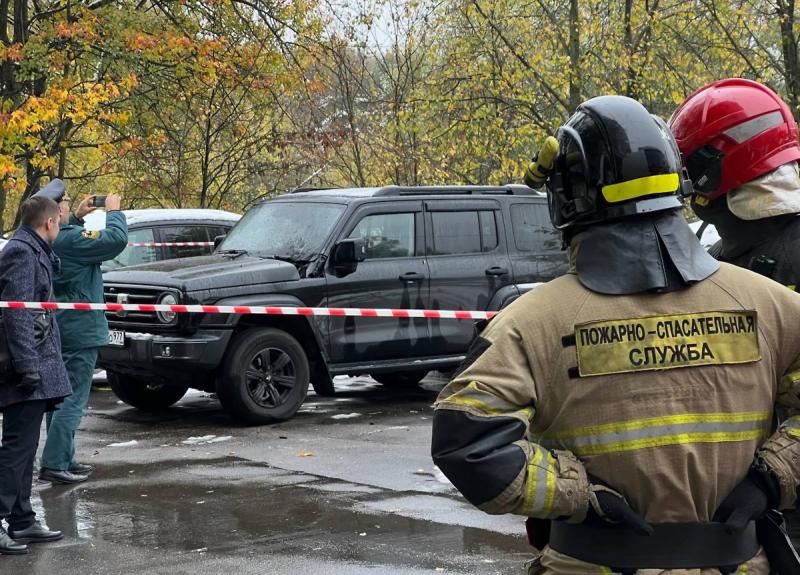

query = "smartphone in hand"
[90,195,107,208]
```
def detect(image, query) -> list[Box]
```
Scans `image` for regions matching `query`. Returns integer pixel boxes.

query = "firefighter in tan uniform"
[431,95,800,573]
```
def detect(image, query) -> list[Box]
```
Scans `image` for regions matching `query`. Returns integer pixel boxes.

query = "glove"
[586,475,653,535]
[15,372,41,395]
[713,460,780,532]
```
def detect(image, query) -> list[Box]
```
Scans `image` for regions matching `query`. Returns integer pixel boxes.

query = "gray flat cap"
[32,179,70,202]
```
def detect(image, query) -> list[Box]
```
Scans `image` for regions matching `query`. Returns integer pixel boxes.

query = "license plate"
[108,330,126,347]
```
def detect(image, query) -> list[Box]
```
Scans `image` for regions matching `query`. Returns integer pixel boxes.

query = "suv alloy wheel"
[217,328,310,424]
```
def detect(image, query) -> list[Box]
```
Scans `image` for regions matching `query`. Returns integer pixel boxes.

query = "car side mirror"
[213,234,227,249]
[332,238,366,276]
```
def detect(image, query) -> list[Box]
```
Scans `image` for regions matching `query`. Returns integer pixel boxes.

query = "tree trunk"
[0,0,9,231]
[1,0,11,96]
[12,0,25,44]
[623,0,636,98]
[7,0,32,229]
[568,0,581,111]
[57,122,69,179]
[201,115,212,209]
[12,159,39,229]
[778,0,800,117]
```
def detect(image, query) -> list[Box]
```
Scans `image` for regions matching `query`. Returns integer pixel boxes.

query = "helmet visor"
[685,145,724,199]
[547,124,594,228]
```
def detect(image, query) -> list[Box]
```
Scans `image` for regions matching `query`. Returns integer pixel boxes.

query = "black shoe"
[39,468,88,485]
[0,527,28,555]
[9,521,63,544]
[69,462,94,474]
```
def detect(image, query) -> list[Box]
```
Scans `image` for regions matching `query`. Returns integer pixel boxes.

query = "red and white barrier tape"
[127,242,214,247]
[0,301,496,320]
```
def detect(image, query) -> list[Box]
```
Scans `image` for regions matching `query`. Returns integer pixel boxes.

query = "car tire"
[217,328,310,424]
[371,370,428,387]
[108,372,188,411]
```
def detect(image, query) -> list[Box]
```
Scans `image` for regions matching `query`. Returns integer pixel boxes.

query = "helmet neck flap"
[572,210,719,294]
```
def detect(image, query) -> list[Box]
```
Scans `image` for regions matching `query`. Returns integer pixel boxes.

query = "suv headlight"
[156,292,178,323]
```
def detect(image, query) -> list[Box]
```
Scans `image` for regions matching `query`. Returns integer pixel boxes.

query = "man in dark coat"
[0,195,71,555]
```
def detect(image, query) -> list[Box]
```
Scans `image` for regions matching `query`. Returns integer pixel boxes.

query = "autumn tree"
[1,0,324,228]
[6,0,800,220]
[0,0,140,229]
[114,0,325,210]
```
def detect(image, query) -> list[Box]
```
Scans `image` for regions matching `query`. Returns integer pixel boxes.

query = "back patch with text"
[574,310,760,377]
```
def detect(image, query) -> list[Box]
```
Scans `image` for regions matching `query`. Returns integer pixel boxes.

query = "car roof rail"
[289,187,334,194]
[373,184,541,196]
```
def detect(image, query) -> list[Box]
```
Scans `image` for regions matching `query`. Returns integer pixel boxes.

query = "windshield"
[219,201,345,260]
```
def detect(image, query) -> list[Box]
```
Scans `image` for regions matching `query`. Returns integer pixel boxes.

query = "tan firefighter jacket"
[432,262,800,574]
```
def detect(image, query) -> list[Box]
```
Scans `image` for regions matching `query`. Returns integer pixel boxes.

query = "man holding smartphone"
[33,186,128,484]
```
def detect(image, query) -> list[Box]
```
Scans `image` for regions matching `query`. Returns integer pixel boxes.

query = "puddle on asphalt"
[31,459,530,573]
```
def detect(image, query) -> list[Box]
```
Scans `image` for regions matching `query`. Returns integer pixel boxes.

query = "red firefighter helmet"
[669,78,800,203]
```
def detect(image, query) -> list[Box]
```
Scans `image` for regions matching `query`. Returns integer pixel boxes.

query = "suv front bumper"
[97,329,233,377]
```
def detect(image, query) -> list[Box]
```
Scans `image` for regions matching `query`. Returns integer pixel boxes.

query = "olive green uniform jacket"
[52,212,128,350]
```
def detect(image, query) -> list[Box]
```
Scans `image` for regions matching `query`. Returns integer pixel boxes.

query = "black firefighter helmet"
[546,95,693,231]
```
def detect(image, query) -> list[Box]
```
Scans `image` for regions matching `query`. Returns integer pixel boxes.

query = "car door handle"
[485,266,509,277]
[399,272,426,282]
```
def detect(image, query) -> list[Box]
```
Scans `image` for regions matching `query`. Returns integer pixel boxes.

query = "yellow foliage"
[3,0,799,221]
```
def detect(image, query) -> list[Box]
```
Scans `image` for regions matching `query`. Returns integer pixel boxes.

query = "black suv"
[98,186,568,424]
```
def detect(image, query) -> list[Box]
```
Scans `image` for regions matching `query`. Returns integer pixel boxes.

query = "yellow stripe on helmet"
[601,173,680,203]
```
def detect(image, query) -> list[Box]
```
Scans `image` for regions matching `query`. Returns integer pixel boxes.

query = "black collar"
[19,224,54,256]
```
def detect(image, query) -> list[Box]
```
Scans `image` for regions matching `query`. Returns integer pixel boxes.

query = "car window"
[431,211,498,255]
[511,203,560,252]
[103,227,157,271]
[207,225,231,242]
[160,225,211,259]
[479,211,498,252]
[347,213,414,259]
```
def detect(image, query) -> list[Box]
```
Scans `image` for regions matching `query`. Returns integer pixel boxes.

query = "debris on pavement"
[181,435,233,445]
[107,440,138,447]
[331,413,361,420]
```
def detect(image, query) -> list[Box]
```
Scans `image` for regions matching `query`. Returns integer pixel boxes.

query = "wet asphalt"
[9,375,532,575]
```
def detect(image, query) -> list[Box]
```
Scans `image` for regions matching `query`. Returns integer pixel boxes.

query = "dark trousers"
[0,399,46,531]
